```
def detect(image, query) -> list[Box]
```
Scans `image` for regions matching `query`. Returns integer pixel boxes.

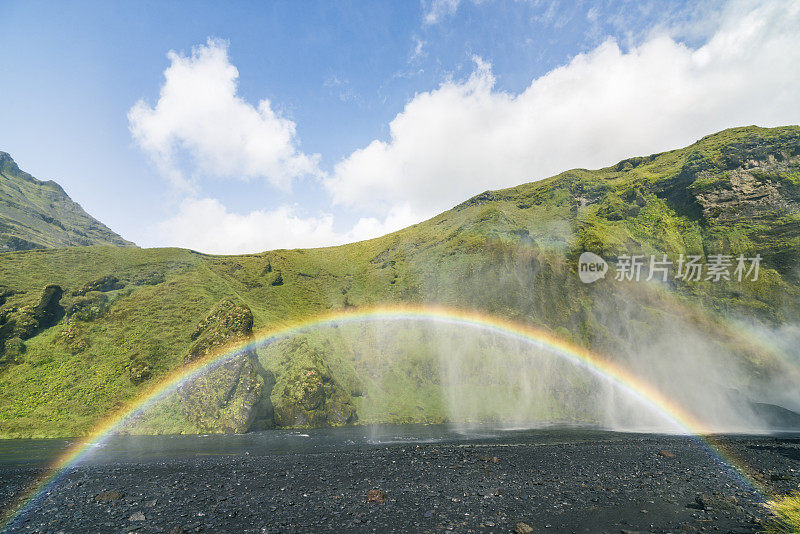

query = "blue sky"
[2,0,799,253]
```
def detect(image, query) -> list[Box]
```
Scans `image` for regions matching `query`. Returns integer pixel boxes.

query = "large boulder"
[178,299,270,433]
[271,338,357,427]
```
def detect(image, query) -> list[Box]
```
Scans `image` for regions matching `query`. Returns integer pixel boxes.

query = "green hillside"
[0,125,798,437]
[0,152,134,251]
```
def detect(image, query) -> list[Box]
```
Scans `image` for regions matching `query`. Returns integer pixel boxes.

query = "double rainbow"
[1,304,765,529]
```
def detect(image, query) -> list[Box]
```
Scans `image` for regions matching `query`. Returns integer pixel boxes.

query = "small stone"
[94,490,124,502]
[144,499,157,508]
[658,450,676,458]
[366,489,388,503]
[129,511,146,522]
[695,493,740,512]
[515,521,534,534]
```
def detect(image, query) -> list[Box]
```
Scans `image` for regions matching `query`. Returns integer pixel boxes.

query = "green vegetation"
[0,125,799,437]
[766,489,800,533]
[0,152,134,251]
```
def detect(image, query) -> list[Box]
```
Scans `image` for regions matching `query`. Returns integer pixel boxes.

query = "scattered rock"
[658,449,676,458]
[94,490,124,502]
[695,493,741,513]
[366,489,387,504]
[515,521,534,534]
[129,511,146,522]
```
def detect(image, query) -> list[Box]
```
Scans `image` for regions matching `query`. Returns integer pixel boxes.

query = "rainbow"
[1,304,766,529]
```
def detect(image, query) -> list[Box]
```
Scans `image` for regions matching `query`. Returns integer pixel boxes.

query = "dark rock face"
[178,299,270,433]
[32,285,64,331]
[692,159,800,223]
[0,288,11,307]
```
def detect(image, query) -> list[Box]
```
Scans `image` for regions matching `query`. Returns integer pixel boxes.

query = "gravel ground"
[2,435,799,533]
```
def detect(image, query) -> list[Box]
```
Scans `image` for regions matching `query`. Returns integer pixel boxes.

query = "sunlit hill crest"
[0,125,798,438]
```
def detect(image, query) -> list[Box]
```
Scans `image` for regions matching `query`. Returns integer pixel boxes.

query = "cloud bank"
[135,0,800,254]
[327,0,800,217]
[129,39,320,191]
[155,198,419,255]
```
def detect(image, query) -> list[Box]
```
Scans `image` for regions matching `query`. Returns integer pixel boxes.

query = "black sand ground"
[2,435,799,533]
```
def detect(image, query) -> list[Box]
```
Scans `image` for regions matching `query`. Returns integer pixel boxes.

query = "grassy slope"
[0,125,798,437]
[0,152,134,251]
[767,490,800,533]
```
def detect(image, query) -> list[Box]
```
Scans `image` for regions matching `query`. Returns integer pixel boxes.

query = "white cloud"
[411,37,427,61]
[423,0,463,24]
[128,38,320,191]
[154,198,420,255]
[328,0,800,218]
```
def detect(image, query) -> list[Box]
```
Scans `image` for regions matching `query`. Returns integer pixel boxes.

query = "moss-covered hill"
[0,152,134,251]
[0,125,798,437]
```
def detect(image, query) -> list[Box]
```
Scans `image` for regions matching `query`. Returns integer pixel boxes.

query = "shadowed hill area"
[0,125,799,437]
[0,152,134,251]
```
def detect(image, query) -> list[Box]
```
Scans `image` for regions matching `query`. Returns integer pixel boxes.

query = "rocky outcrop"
[692,159,800,223]
[0,285,64,364]
[31,285,65,332]
[178,299,271,433]
[67,292,110,321]
[74,275,124,295]
[271,338,357,427]
[185,299,253,364]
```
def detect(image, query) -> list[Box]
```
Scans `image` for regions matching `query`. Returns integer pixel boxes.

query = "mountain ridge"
[0,152,135,251]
